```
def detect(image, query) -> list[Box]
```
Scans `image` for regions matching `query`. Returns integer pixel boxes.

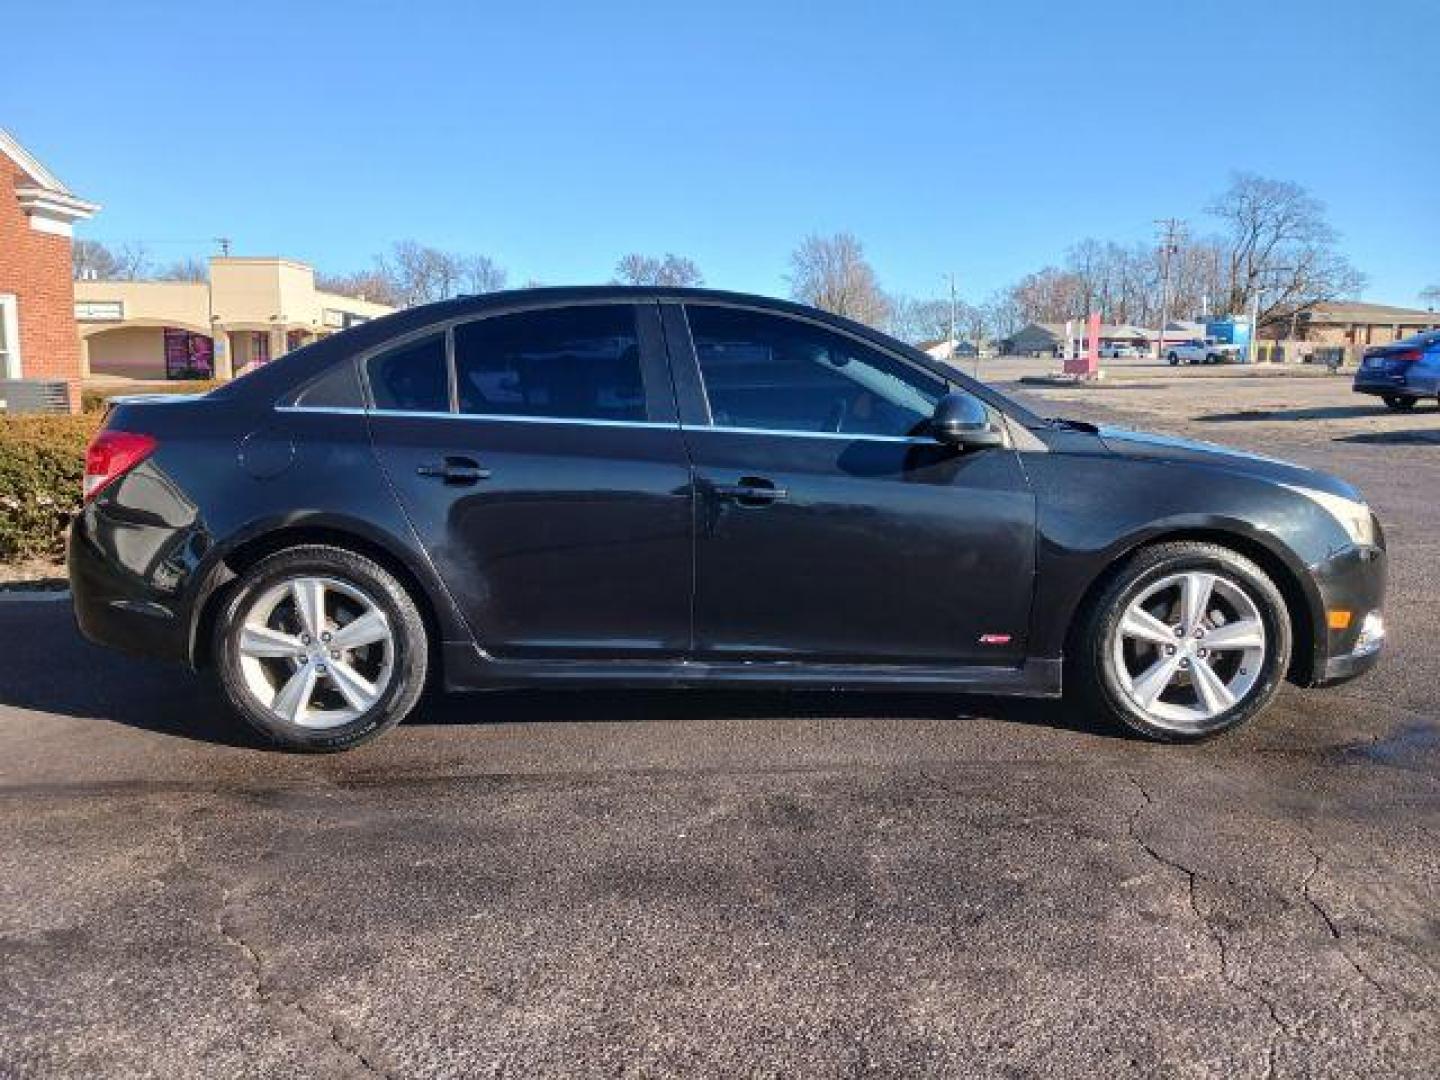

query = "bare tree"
[373,241,507,307]
[157,256,208,282]
[1007,266,1085,324]
[462,254,508,294]
[787,233,891,327]
[72,239,149,280]
[613,253,704,287]
[1207,172,1365,330]
[316,269,401,306]
[982,290,1024,344]
[887,296,954,343]
[961,304,989,355]
[1420,285,1440,312]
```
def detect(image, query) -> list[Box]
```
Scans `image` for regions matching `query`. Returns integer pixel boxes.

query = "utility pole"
[1154,218,1183,361]
[1247,266,1294,364]
[945,272,959,367]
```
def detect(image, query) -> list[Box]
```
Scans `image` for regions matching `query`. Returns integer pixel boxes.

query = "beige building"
[75,256,393,382]
[1289,300,1439,348]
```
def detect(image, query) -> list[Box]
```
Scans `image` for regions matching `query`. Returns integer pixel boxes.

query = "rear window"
[292,359,363,408]
[366,335,449,412]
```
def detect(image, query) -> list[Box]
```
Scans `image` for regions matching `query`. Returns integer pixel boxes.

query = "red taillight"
[1394,349,1423,363]
[83,430,157,503]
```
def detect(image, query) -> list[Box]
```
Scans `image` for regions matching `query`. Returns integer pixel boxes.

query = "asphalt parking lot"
[2,367,1437,1078]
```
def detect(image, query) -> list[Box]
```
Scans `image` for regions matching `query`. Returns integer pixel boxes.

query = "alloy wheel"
[236,575,394,729]
[1109,570,1267,733]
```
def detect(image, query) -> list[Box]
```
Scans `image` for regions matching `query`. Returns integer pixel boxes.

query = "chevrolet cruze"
[69,288,1386,751]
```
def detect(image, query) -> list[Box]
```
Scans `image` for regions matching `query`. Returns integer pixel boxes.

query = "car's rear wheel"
[1167,353,1179,365]
[1382,394,1416,411]
[1072,541,1292,742]
[214,545,428,751]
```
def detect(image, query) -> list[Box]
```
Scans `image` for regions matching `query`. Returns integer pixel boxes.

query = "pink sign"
[1064,313,1101,376]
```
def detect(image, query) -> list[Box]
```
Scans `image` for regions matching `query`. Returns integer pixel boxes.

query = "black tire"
[1382,395,1416,411]
[1167,353,1180,365]
[213,544,428,752]
[1070,541,1292,742]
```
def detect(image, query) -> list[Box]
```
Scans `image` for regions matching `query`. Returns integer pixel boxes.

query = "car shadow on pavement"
[405,687,1123,741]
[1196,404,1395,423]
[1336,430,1440,446]
[0,598,263,748]
[0,601,1124,748]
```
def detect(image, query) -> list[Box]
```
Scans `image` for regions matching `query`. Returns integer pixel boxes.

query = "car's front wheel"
[1167,353,1179,365]
[1382,394,1417,411]
[213,545,429,751]
[1072,542,1292,742]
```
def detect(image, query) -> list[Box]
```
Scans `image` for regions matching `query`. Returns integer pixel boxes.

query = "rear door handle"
[417,456,492,484]
[711,477,788,505]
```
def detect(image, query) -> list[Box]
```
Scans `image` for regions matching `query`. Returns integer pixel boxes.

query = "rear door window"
[453,305,646,423]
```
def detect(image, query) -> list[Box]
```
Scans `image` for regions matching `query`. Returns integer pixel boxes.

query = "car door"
[366,300,693,660]
[665,302,1037,667]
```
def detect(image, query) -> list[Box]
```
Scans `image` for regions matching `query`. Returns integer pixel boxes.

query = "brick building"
[1290,300,1439,348]
[0,129,98,410]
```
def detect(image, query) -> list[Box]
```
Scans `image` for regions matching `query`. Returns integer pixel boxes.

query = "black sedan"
[70,288,1386,751]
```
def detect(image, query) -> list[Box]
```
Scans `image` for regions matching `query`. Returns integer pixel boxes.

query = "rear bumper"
[68,504,197,665]
[1353,374,1417,397]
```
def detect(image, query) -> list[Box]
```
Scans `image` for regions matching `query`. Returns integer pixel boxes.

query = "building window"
[163,329,214,380]
[0,294,20,378]
[323,308,370,330]
[75,299,124,322]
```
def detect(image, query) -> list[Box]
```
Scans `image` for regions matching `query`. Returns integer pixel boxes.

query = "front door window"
[685,305,944,437]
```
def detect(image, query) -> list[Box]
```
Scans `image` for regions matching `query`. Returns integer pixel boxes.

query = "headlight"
[1282,484,1377,547]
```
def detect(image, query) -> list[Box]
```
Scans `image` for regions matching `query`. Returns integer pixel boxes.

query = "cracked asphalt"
[1,367,1437,1077]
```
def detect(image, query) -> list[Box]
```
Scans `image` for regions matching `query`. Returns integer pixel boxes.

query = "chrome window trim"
[274,404,677,429]
[685,423,940,445]
[273,404,947,443]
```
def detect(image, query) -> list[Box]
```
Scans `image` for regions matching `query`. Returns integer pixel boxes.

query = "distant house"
[0,129,99,409]
[915,337,979,360]
[1001,321,1151,356]
[1002,323,1062,355]
[1288,301,1439,347]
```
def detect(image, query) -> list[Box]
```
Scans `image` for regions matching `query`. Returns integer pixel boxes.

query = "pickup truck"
[1166,338,1247,365]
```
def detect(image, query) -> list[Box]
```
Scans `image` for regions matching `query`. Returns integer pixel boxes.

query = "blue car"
[1353,330,1440,410]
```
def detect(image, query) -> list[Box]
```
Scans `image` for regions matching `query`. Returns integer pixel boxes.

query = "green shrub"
[0,414,102,562]
[81,380,221,414]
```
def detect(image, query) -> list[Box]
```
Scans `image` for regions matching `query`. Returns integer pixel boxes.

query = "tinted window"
[454,305,646,422]
[367,335,449,412]
[687,306,944,436]
[293,358,363,408]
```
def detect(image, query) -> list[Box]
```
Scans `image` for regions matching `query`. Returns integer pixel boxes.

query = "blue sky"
[5,0,1437,306]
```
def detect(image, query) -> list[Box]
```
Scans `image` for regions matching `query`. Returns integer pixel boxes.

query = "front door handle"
[711,476,788,505]
[417,456,492,484]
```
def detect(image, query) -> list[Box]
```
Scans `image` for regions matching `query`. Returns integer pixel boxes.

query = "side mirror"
[930,391,1004,449]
